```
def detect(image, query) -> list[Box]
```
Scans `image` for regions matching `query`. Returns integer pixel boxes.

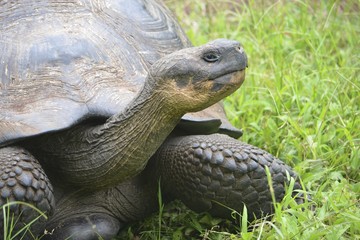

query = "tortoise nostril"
[236,46,244,53]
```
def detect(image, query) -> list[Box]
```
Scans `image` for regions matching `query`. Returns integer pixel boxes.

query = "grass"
[121,0,360,239]
[1,201,48,240]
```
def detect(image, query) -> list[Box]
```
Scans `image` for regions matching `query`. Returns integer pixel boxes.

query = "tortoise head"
[148,39,247,113]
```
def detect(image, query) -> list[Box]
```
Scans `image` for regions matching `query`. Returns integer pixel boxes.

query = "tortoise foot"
[0,146,55,238]
[155,134,304,220]
[43,213,121,240]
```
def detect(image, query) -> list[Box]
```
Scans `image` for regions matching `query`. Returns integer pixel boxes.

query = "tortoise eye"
[203,52,220,62]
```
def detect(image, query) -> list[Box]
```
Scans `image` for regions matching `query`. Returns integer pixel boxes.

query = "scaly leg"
[153,133,304,220]
[0,146,55,238]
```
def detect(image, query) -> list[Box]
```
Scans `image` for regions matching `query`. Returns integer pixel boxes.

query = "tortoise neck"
[97,86,182,183]
[35,76,184,189]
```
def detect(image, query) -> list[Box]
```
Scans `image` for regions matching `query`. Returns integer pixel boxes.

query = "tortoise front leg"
[153,133,304,220]
[0,146,55,238]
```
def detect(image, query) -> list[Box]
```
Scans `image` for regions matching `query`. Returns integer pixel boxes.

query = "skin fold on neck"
[26,78,184,190]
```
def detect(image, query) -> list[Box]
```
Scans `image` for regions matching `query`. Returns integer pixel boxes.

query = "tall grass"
[1,201,48,240]
[123,0,359,239]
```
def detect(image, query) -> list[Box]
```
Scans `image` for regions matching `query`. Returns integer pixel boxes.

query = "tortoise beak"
[234,44,248,71]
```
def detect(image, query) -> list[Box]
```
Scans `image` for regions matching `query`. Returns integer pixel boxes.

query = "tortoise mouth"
[211,70,245,91]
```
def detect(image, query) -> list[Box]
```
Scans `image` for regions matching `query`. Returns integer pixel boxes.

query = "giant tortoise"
[0,0,303,239]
